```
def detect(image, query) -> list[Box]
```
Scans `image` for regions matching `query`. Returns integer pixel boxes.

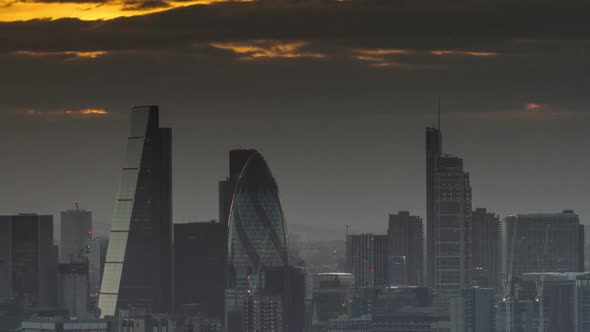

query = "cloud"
[0,0,240,21]
[452,104,578,122]
[430,50,497,57]
[13,50,108,59]
[525,102,544,111]
[351,48,497,69]
[18,108,110,118]
[209,40,326,60]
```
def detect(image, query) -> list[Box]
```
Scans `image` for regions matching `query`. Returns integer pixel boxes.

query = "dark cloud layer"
[1,0,589,238]
[2,0,590,54]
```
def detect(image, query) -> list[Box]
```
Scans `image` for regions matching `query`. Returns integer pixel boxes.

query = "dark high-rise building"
[387,211,423,286]
[263,266,306,332]
[433,155,472,299]
[0,214,57,307]
[219,149,258,228]
[224,150,289,330]
[426,122,472,298]
[346,234,388,289]
[99,105,173,317]
[174,221,225,319]
[471,208,501,290]
[504,211,584,279]
[425,126,442,288]
[60,206,92,263]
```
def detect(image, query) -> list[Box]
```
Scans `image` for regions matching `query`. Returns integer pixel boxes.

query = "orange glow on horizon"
[0,0,250,22]
[210,40,326,60]
[78,108,110,115]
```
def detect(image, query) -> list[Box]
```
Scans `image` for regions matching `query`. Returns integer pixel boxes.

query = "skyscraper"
[60,206,92,263]
[425,126,442,289]
[0,214,58,307]
[346,234,388,288]
[99,105,173,317]
[225,150,289,329]
[174,221,225,319]
[434,155,472,299]
[471,208,500,289]
[504,210,584,278]
[219,149,258,228]
[426,122,472,299]
[387,211,423,286]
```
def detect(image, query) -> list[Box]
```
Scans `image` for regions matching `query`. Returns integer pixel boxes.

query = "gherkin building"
[226,151,289,292]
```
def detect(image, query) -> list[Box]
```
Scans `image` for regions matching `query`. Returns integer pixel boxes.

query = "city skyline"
[0,106,587,240]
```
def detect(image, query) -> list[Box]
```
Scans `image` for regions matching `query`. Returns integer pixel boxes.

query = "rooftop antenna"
[437,96,441,131]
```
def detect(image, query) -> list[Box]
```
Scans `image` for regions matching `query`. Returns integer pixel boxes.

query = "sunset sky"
[1,0,589,239]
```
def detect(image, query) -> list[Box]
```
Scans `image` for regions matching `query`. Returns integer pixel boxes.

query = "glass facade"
[99,106,172,317]
[225,152,289,330]
[227,152,288,291]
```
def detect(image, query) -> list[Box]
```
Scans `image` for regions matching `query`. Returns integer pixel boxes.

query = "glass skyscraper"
[426,125,472,300]
[99,105,172,317]
[225,150,289,328]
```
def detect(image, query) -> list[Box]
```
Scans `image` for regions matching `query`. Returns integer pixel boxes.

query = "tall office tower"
[346,234,388,289]
[433,155,472,300]
[504,210,584,278]
[174,221,225,319]
[219,149,258,228]
[58,263,89,318]
[99,105,173,317]
[387,211,423,286]
[425,126,442,288]
[449,287,495,332]
[426,121,473,298]
[88,237,108,294]
[60,206,92,263]
[225,150,289,330]
[0,214,58,307]
[471,208,500,290]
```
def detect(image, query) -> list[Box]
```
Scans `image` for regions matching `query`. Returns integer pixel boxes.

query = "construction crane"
[505,215,519,332]
[535,224,550,332]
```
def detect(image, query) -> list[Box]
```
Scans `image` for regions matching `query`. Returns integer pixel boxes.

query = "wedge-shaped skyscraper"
[99,106,172,317]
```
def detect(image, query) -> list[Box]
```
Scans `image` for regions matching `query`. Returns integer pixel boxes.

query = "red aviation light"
[87,230,93,235]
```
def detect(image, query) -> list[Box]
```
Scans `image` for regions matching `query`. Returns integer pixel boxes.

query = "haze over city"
[1,1,590,331]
